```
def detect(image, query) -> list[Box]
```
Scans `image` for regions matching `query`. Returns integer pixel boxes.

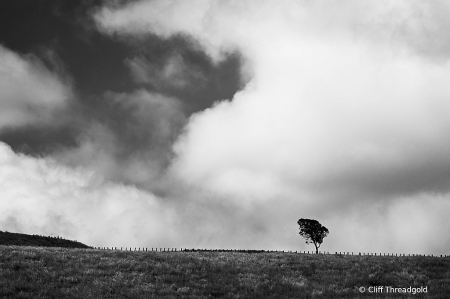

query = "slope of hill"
[0,231,91,248]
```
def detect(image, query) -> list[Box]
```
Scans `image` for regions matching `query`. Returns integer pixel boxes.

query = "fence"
[91,247,449,258]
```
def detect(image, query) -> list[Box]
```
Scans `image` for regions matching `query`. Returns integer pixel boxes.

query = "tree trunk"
[314,243,318,254]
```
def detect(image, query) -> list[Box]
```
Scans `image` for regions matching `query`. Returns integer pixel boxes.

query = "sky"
[1,0,450,255]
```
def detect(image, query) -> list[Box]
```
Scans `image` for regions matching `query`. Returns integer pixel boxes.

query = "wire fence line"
[91,247,449,258]
[15,233,447,258]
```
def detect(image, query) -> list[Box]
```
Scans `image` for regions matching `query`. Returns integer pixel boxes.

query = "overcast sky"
[1,0,450,255]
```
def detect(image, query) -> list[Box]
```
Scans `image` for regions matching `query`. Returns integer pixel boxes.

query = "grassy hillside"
[0,231,90,248]
[1,246,449,298]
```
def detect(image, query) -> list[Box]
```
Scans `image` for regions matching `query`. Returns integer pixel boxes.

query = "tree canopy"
[297,218,329,254]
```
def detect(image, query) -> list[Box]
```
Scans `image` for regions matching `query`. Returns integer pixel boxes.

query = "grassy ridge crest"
[0,231,91,248]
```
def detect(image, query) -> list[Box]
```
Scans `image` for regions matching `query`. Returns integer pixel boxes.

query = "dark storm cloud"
[122,35,245,113]
[0,125,79,156]
[0,0,244,161]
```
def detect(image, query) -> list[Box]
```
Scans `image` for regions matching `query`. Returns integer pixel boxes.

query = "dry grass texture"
[1,245,449,298]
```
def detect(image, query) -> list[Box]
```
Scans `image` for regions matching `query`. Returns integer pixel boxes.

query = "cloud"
[3,0,448,255]
[0,142,176,247]
[155,0,450,201]
[0,141,284,250]
[94,0,221,58]
[353,1,450,63]
[53,89,186,190]
[126,53,207,90]
[0,45,71,129]
[90,0,450,254]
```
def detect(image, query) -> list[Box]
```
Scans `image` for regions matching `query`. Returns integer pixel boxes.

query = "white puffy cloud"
[0,142,176,247]
[0,45,71,129]
[140,0,450,201]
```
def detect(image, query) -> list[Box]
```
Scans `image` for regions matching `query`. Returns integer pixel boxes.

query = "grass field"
[0,245,449,298]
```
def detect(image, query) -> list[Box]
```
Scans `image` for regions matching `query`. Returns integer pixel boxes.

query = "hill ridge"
[0,230,91,248]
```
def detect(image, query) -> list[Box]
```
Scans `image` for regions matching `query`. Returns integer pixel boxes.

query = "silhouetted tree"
[297,218,329,254]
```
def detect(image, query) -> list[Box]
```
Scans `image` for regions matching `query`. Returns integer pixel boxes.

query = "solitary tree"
[297,218,329,254]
